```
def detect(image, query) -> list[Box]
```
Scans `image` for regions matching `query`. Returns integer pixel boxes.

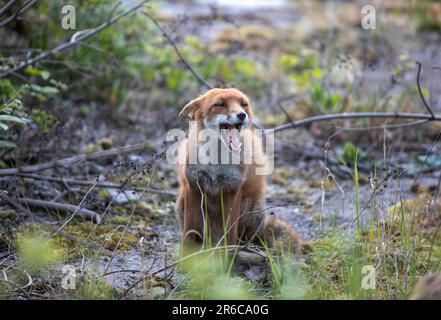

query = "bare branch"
[272,112,441,133]
[0,190,28,216]
[1,190,100,223]
[142,9,214,90]
[107,1,122,22]
[416,61,435,119]
[0,0,149,78]
[6,173,177,197]
[335,119,429,132]
[0,140,152,175]
[14,197,101,223]
[0,0,19,17]
[0,0,38,28]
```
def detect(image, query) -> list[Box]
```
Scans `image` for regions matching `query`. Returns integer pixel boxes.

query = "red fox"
[176,88,304,255]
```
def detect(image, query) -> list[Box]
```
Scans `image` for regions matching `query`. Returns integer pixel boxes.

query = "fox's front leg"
[182,187,204,254]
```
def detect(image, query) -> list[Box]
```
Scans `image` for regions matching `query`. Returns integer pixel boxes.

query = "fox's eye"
[214,102,226,108]
[241,102,248,108]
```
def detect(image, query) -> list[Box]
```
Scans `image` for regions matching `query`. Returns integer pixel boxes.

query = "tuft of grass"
[72,268,115,300]
[178,250,256,300]
[16,229,64,273]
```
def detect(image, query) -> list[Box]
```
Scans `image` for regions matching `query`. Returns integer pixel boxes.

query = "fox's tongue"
[227,128,241,152]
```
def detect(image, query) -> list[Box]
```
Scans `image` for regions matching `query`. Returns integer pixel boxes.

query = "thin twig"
[0,0,149,78]
[415,61,435,119]
[0,0,19,18]
[0,0,37,28]
[335,119,429,132]
[107,1,122,22]
[142,9,214,89]
[272,112,441,133]
[0,190,29,216]
[276,101,296,126]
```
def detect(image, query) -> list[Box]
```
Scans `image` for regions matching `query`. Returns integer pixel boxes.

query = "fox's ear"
[179,95,205,120]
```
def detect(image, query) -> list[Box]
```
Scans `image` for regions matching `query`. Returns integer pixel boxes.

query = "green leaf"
[278,54,299,69]
[30,85,59,95]
[0,140,17,149]
[0,115,30,124]
[25,66,51,80]
[312,67,324,79]
[235,58,255,76]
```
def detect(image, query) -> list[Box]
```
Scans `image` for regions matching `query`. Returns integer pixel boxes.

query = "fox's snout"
[236,112,247,121]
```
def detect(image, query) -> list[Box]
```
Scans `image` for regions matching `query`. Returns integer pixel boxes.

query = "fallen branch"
[14,197,101,224]
[0,140,152,175]
[0,190,28,216]
[2,173,177,197]
[0,0,149,78]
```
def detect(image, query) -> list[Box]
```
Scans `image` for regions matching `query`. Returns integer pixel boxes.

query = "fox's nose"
[237,112,247,121]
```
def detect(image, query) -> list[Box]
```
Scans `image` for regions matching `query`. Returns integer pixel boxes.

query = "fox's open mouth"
[219,122,243,152]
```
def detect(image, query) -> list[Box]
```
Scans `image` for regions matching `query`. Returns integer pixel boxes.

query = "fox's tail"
[261,215,308,255]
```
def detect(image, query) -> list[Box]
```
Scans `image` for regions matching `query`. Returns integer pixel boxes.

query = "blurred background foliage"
[1,0,441,144]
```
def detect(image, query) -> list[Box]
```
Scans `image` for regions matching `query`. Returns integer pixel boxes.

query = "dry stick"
[0,140,152,175]
[272,112,441,133]
[335,119,429,132]
[276,101,296,126]
[415,61,435,119]
[0,0,19,17]
[0,190,29,216]
[4,172,177,197]
[142,9,214,90]
[0,0,37,28]
[0,0,149,78]
[14,197,101,224]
